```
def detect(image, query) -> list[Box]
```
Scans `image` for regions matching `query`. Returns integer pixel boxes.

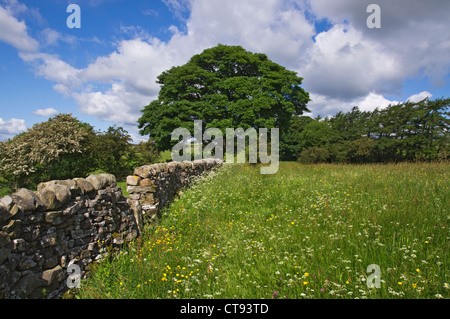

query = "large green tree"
[138,44,310,150]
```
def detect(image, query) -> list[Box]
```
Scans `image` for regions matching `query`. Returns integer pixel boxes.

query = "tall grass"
[77,162,449,299]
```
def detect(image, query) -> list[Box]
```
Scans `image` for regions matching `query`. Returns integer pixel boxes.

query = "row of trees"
[137,44,448,164]
[0,98,448,192]
[0,114,159,190]
[281,98,449,163]
[1,45,448,191]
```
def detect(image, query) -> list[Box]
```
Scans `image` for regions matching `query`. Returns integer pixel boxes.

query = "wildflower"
[416,268,420,273]
[272,291,278,298]
[303,281,308,285]
[398,282,402,285]
[412,284,417,289]
[304,272,309,277]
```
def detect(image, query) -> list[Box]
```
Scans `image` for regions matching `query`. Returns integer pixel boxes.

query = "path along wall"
[0,158,222,299]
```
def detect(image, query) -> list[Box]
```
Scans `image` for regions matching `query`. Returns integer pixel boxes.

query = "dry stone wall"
[126,158,223,227]
[0,159,222,299]
[0,174,138,299]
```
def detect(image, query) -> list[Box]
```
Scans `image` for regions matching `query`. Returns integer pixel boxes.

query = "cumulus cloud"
[58,0,316,127]
[1,0,449,142]
[406,91,433,103]
[70,37,199,124]
[19,52,82,96]
[307,91,433,118]
[32,107,59,117]
[299,24,402,100]
[0,117,27,140]
[307,0,450,87]
[0,4,38,52]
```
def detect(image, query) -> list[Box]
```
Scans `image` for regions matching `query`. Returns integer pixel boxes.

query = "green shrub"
[297,146,330,164]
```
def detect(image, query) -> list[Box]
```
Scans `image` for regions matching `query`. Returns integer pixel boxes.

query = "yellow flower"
[398,282,402,285]
[412,284,417,289]
[303,281,308,285]
[425,241,429,244]
[346,281,349,284]
[304,272,309,277]
[416,268,420,273]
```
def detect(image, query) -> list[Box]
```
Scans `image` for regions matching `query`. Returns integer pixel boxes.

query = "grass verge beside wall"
[76,162,449,299]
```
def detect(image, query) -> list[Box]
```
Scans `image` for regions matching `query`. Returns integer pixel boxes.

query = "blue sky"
[1,0,449,142]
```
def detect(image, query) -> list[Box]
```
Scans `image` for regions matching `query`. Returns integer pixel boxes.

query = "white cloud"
[163,0,191,21]
[19,52,82,96]
[64,0,316,128]
[0,4,39,52]
[73,82,149,125]
[0,117,27,140]
[307,90,435,118]
[357,93,399,112]
[406,91,432,103]
[1,0,27,15]
[32,107,59,117]
[299,24,403,100]
[186,0,315,68]
[38,28,78,47]
[307,0,450,88]
[3,0,449,143]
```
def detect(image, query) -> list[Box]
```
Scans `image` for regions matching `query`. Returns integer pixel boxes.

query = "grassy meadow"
[77,162,449,299]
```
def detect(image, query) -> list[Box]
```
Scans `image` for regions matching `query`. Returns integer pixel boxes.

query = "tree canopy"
[0,114,91,187]
[289,98,449,163]
[0,114,159,190]
[138,44,310,150]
